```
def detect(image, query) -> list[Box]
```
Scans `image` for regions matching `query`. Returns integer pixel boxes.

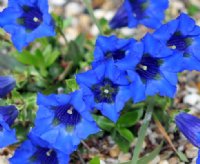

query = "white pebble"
[65,2,84,16]
[183,94,200,106]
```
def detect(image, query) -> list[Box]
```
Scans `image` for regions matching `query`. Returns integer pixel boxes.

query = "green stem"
[57,26,68,45]
[83,0,103,35]
[131,98,154,164]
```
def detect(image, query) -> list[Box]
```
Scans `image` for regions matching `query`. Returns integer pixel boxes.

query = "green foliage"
[188,4,200,16]
[122,142,163,164]
[13,45,60,77]
[117,128,134,143]
[177,151,188,162]
[112,130,131,152]
[93,115,115,131]
[89,156,100,164]
[93,108,143,152]
[65,34,86,66]
[116,109,143,128]
[138,142,163,164]
[65,78,79,92]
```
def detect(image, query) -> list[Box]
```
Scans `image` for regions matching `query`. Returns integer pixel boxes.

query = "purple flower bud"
[0,76,16,98]
[175,112,200,148]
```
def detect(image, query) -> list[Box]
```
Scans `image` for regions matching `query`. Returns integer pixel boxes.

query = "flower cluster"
[2,0,200,163]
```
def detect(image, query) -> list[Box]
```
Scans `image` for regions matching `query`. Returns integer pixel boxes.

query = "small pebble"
[183,94,200,106]
[185,149,198,159]
[65,2,84,16]
[118,152,131,163]
[159,160,169,164]
[168,157,179,164]
[109,145,120,158]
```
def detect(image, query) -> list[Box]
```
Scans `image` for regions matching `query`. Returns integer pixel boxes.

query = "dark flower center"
[18,5,43,31]
[92,79,118,103]
[53,105,81,126]
[136,55,160,81]
[106,50,126,61]
[129,0,149,19]
[167,32,192,51]
[31,147,58,164]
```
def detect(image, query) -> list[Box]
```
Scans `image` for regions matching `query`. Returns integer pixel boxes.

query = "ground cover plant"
[1,0,200,163]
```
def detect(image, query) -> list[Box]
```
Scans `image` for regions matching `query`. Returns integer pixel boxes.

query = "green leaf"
[177,151,188,162]
[138,142,163,164]
[93,115,115,131]
[89,156,100,164]
[131,98,154,164]
[117,128,134,142]
[65,78,79,92]
[43,45,60,67]
[13,50,48,77]
[117,109,143,128]
[14,51,41,67]
[112,131,130,152]
[188,4,200,16]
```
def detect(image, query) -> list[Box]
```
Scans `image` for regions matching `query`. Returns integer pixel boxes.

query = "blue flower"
[197,150,200,164]
[153,13,200,71]
[92,35,136,68]
[0,75,16,98]
[110,0,168,29]
[76,63,131,122]
[0,105,18,126]
[10,133,69,164]
[30,90,99,154]
[175,112,200,149]
[0,105,18,148]
[115,34,181,103]
[0,0,55,51]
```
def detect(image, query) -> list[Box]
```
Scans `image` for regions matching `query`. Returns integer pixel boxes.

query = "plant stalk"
[83,0,103,35]
[131,98,154,164]
[57,26,68,45]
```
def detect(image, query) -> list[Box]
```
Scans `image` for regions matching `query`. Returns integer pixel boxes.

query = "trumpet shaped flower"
[115,34,182,103]
[92,35,136,68]
[175,112,200,163]
[153,13,200,71]
[10,133,69,164]
[30,90,99,154]
[110,0,168,29]
[76,63,131,122]
[0,0,55,51]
